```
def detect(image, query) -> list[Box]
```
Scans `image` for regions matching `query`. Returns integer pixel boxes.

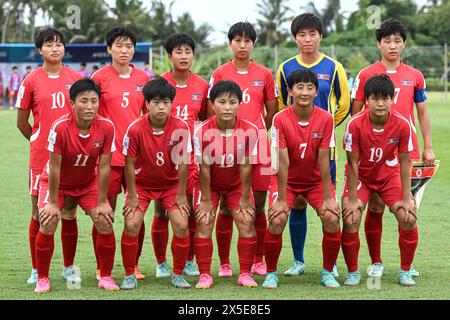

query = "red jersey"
[351,61,426,159]
[91,64,149,167]
[207,61,277,130]
[123,114,191,190]
[344,109,413,183]
[15,66,82,170]
[161,71,208,134]
[194,116,258,191]
[45,112,116,189]
[272,106,335,186]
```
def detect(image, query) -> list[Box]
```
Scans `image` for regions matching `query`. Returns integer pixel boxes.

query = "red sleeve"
[91,72,108,117]
[245,126,259,159]
[399,120,413,153]
[47,124,63,155]
[15,75,33,110]
[201,81,209,116]
[207,69,221,99]
[174,121,192,158]
[102,121,116,155]
[320,115,335,149]
[271,115,286,149]
[351,69,366,102]
[264,69,277,101]
[344,120,359,153]
[122,125,139,158]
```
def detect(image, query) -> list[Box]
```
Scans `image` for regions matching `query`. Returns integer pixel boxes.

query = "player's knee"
[172,219,189,237]
[40,219,58,234]
[94,219,113,234]
[124,220,141,236]
[322,212,340,231]
[268,216,286,234]
[195,222,213,238]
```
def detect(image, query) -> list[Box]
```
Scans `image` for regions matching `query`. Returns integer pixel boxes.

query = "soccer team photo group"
[0,0,448,301]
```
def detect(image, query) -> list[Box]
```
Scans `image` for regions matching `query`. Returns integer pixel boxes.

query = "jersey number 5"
[121,92,130,108]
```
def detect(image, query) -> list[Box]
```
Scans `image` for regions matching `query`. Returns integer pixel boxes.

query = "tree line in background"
[1,0,450,46]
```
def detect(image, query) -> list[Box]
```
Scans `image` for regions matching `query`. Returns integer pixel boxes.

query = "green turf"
[1,92,449,300]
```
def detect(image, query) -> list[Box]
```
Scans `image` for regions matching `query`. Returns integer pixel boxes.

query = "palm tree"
[256,0,293,47]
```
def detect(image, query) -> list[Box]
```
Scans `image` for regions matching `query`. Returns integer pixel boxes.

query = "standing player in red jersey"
[194,81,259,289]
[34,79,118,293]
[16,27,82,285]
[92,25,149,280]
[342,74,418,286]
[207,22,278,277]
[265,70,341,289]
[150,33,208,278]
[351,19,434,278]
[121,77,192,290]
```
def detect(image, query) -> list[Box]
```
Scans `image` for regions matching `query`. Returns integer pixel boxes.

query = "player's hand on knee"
[396,199,417,223]
[342,199,360,225]
[123,196,138,220]
[171,193,190,217]
[195,199,214,225]
[268,199,289,224]
[238,197,255,222]
[39,203,61,226]
[95,202,114,227]
[321,198,341,219]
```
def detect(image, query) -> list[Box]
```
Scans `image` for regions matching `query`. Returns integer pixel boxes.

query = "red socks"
[194,237,213,275]
[61,218,78,267]
[151,216,169,264]
[264,230,282,273]
[29,218,40,269]
[187,218,196,261]
[322,230,341,272]
[121,231,138,276]
[399,227,419,271]
[254,212,267,263]
[96,231,116,277]
[237,236,257,274]
[216,214,233,265]
[35,231,54,279]
[136,221,145,265]
[341,230,360,273]
[364,210,384,264]
[171,235,190,275]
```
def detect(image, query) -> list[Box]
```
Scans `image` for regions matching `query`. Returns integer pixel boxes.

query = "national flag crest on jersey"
[252,80,264,87]
[167,139,181,147]
[312,132,324,139]
[93,141,103,149]
[192,94,202,102]
[135,85,144,92]
[317,74,330,81]
[401,80,414,87]
[387,136,400,144]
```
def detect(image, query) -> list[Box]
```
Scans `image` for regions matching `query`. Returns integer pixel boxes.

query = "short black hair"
[70,78,101,102]
[375,18,407,42]
[165,32,196,55]
[12,66,18,70]
[287,69,319,91]
[34,27,65,49]
[81,62,87,67]
[364,74,395,99]
[142,76,176,102]
[105,25,137,48]
[209,80,243,103]
[228,21,257,43]
[291,13,323,37]
[26,65,32,70]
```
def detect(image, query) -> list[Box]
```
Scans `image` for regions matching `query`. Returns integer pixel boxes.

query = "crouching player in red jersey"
[150,33,208,278]
[266,69,341,289]
[342,74,418,286]
[121,77,192,290]
[34,79,118,293]
[193,80,259,289]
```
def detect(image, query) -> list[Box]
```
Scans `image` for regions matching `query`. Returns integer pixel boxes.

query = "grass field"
[1,92,449,300]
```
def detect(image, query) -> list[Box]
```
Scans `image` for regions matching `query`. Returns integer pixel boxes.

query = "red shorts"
[187,167,198,196]
[29,168,43,196]
[193,184,254,212]
[38,178,98,212]
[342,174,403,207]
[251,162,271,191]
[128,185,179,214]
[268,175,336,210]
[107,166,126,198]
